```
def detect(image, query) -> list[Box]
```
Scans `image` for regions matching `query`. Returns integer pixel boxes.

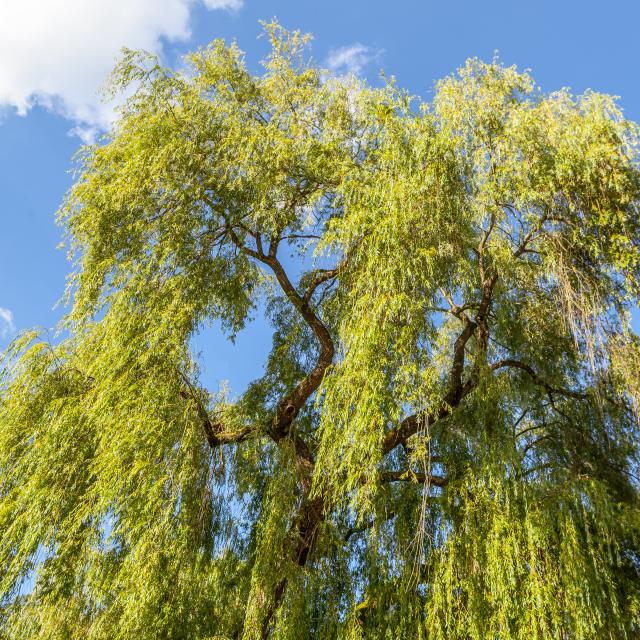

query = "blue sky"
[1,0,639,393]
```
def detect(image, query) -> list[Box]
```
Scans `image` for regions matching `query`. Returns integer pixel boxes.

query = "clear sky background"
[1,0,639,394]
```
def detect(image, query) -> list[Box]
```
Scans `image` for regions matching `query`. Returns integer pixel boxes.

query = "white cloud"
[0,308,16,339]
[202,0,243,8]
[326,43,382,77]
[0,0,243,141]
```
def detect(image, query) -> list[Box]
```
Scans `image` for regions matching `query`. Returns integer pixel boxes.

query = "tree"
[1,22,640,639]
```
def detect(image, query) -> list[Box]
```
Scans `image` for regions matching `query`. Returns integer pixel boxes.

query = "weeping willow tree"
[2,23,640,639]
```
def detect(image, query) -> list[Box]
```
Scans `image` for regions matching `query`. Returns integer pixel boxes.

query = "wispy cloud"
[0,307,16,339]
[0,0,243,142]
[326,43,383,77]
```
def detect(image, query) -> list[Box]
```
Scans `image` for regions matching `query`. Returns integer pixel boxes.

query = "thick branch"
[384,246,500,455]
[178,384,255,448]
[216,229,335,638]
[213,218,335,464]
[202,420,254,448]
[302,268,339,304]
[262,254,335,451]
[383,318,477,454]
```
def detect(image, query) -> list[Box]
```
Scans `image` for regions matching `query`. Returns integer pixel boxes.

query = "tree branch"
[490,359,587,400]
[384,223,502,455]
[302,268,339,304]
[345,510,396,542]
[178,379,255,448]
[380,470,447,487]
[263,254,335,457]
[383,317,477,454]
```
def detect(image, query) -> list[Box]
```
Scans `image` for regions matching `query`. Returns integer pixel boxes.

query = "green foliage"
[2,23,640,639]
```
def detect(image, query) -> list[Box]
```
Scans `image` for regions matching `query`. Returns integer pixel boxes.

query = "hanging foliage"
[1,23,639,639]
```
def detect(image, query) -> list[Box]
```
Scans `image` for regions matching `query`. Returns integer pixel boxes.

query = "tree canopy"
[2,23,640,639]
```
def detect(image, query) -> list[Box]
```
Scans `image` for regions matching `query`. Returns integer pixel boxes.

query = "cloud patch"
[326,43,383,77]
[0,0,243,141]
[202,0,243,8]
[0,308,16,339]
